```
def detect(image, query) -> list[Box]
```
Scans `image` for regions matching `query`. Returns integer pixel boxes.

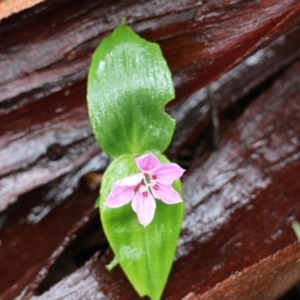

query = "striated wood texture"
[1,0,300,210]
[0,154,108,299]
[1,0,300,299]
[169,26,300,156]
[196,242,300,300]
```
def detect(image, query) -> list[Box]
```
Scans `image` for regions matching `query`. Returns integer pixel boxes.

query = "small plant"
[87,21,184,300]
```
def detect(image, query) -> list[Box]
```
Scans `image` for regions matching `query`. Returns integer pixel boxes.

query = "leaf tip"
[121,16,127,25]
[106,256,119,271]
[94,196,100,208]
[292,221,300,240]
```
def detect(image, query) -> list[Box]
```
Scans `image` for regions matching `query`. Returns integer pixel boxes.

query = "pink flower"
[105,153,185,226]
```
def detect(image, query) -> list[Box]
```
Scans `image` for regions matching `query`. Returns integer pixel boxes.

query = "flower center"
[143,172,156,186]
[134,173,157,195]
[144,175,151,184]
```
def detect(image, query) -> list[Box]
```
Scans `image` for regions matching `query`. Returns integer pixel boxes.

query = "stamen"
[142,191,148,197]
[152,175,157,180]
[134,183,142,192]
[153,184,159,190]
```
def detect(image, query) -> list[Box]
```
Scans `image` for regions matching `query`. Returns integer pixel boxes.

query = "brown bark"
[1,0,300,211]
[1,1,300,299]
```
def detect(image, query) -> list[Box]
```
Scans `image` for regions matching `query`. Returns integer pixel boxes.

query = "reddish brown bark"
[1,1,300,299]
[1,0,300,211]
[197,242,300,300]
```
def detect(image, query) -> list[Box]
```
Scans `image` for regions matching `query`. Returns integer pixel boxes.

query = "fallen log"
[0,155,107,300]
[169,26,300,156]
[194,242,300,300]
[1,0,300,211]
[1,1,300,299]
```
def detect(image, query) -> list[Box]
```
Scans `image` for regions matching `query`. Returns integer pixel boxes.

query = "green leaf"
[292,221,300,240]
[100,153,184,300]
[87,24,175,158]
[106,256,119,271]
[94,196,100,208]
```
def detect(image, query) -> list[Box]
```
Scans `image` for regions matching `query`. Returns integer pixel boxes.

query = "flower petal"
[105,183,135,208]
[135,152,160,172]
[153,163,185,185]
[151,183,182,204]
[132,189,156,226]
[118,173,144,186]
